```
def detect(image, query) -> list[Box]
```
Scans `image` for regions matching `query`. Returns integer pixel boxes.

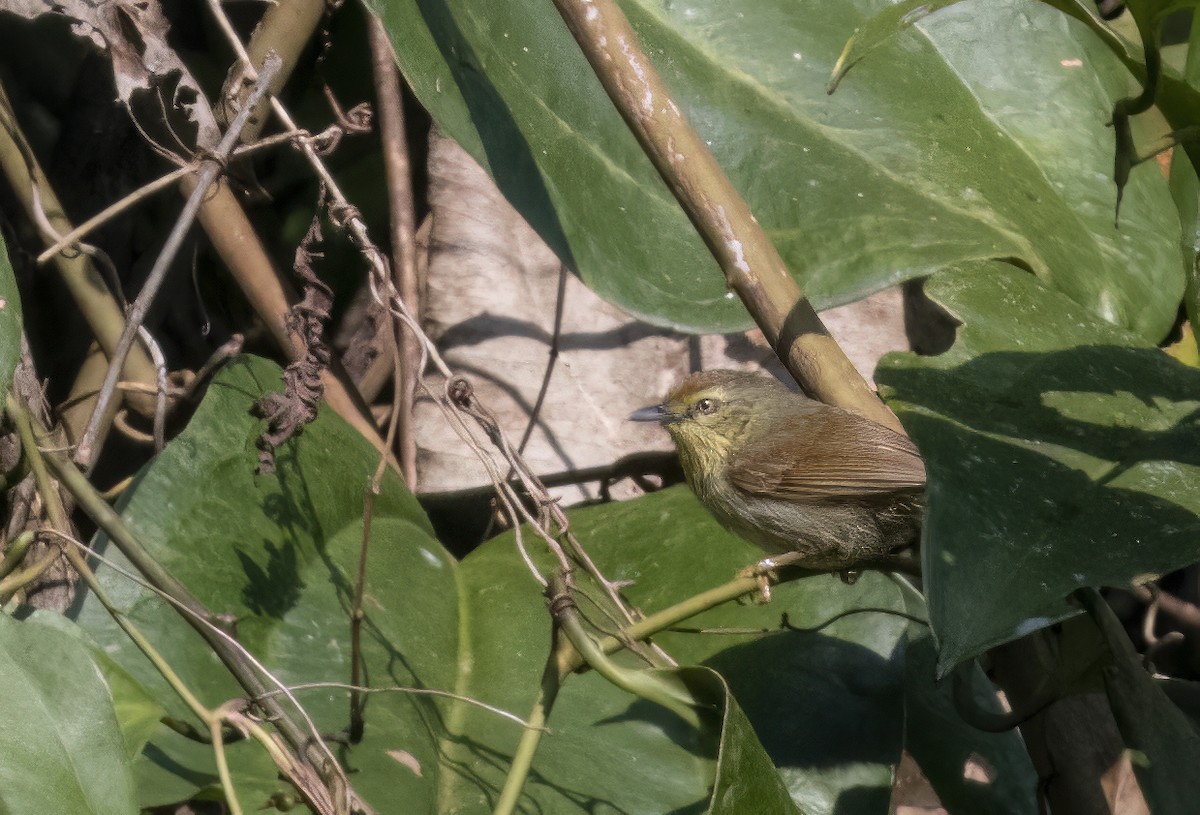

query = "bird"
[630,369,925,570]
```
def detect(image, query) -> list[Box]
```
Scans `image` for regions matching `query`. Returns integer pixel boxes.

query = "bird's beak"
[628,403,668,423]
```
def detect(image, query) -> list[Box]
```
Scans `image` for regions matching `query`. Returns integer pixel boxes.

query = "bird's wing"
[727,409,926,503]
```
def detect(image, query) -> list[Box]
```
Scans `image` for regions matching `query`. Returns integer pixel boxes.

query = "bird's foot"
[738,552,807,603]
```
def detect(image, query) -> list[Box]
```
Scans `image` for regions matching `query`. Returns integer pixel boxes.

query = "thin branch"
[210,705,244,815]
[367,16,421,487]
[74,53,285,469]
[1133,583,1200,633]
[350,486,376,743]
[135,326,169,452]
[261,681,541,731]
[35,132,295,266]
[517,265,567,455]
[27,183,127,308]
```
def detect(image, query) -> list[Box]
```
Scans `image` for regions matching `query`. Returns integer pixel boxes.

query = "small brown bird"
[630,370,925,569]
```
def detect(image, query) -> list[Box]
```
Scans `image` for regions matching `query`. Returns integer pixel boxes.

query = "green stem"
[0,531,33,580]
[552,577,701,728]
[494,563,892,809]
[0,83,158,404]
[492,653,563,815]
[0,546,65,603]
[211,712,244,815]
[589,575,762,668]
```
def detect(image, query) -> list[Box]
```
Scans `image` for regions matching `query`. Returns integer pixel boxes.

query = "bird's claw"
[737,555,800,604]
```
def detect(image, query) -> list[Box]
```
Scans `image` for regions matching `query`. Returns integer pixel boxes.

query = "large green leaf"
[0,232,19,396]
[71,355,459,812]
[877,263,1200,672]
[0,612,138,815]
[21,610,165,763]
[369,0,1181,340]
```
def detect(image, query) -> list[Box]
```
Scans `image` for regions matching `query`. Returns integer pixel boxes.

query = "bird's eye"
[695,398,717,415]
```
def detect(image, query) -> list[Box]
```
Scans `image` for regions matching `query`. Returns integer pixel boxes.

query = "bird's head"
[630,370,789,472]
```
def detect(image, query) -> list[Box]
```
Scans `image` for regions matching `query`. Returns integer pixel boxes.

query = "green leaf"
[0,612,138,815]
[132,736,283,811]
[877,263,1200,672]
[71,355,458,811]
[829,0,1200,218]
[20,610,165,762]
[701,668,800,815]
[369,0,1182,340]
[449,486,914,814]
[0,232,20,397]
[827,0,963,93]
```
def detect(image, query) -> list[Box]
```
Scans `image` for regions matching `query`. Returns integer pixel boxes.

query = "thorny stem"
[74,53,285,469]
[549,0,904,433]
[211,0,327,144]
[446,379,659,646]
